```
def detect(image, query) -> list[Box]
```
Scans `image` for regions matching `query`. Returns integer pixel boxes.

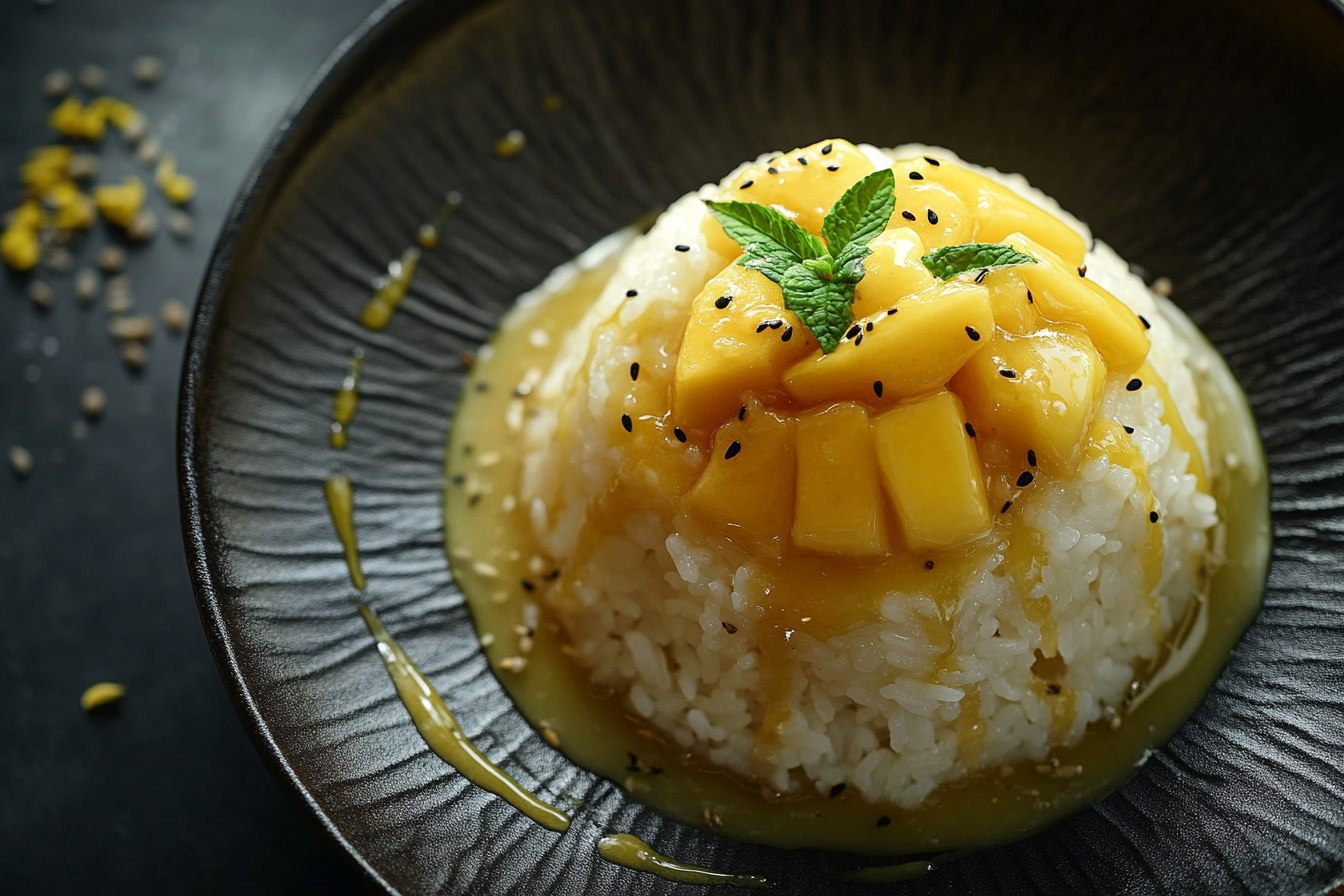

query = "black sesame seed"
[782,325,793,342]
[724,440,742,460]
[715,294,732,309]
[877,815,892,828]
[1016,471,1035,488]
[630,362,640,381]
[821,143,833,154]
[756,320,770,334]
[738,405,747,421]
[924,156,941,166]
[626,289,638,297]
[1026,289,1034,304]
[1139,315,1151,329]
[1000,369,1017,378]
[965,422,976,437]
[469,494,481,506]
[1046,683,1061,695]
[521,580,535,592]
[826,164,840,172]
[887,307,898,315]
[855,333,864,346]
[767,167,779,175]
[927,208,939,225]
[722,621,738,634]
[547,568,560,580]
[797,156,808,165]
[909,171,924,180]
[974,268,989,284]
[463,444,474,453]
[1150,510,1160,523]
[621,413,632,432]
[740,180,754,189]
[674,427,687,443]
[901,210,917,221]
[768,318,783,329]
[924,560,935,570]
[650,767,663,774]
[475,382,489,392]
[873,381,884,398]
[627,752,641,772]
[865,321,874,332]
[965,326,980,341]
[1027,449,1037,467]
[674,244,690,252]
[847,324,862,339]
[1123,425,1135,435]
[1001,500,1013,513]
[1078,265,1088,277]
[829,783,847,798]
[451,474,465,485]
[1126,378,1143,391]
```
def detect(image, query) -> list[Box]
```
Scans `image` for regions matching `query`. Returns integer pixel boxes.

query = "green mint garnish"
[921,243,1037,280]
[705,167,896,353]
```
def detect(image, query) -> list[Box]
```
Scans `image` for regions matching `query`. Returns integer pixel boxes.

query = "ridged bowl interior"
[179,0,1344,892]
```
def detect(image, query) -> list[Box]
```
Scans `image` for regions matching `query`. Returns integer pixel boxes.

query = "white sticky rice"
[519,145,1219,808]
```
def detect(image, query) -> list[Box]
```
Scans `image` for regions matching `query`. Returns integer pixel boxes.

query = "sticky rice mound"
[519,143,1218,807]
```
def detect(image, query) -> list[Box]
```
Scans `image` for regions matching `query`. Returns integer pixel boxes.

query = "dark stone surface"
[0,1,378,892]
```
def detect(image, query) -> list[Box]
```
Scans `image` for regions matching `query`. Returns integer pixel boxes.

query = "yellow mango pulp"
[982,268,1041,335]
[783,280,993,406]
[672,264,816,432]
[93,177,146,228]
[20,146,73,195]
[951,325,1107,469]
[683,402,796,545]
[872,391,991,553]
[1003,232,1150,375]
[891,156,1087,268]
[791,402,889,556]
[720,139,875,236]
[889,182,973,249]
[851,226,933,318]
[45,181,96,230]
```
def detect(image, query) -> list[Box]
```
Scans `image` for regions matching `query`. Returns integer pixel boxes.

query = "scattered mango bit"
[45,181,97,230]
[155,155,196,205]
[80,682,126,711]
[48,96,107,141]
[93,176,146,228]
[493,129,526,159]
[1,201,45,271]
[20,145,73,194]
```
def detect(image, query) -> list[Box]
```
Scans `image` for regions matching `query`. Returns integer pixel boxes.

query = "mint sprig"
[921,243,1037,280]
[705,167,896,352]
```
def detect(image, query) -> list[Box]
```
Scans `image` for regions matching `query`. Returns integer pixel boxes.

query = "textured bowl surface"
[179,0,1344,893]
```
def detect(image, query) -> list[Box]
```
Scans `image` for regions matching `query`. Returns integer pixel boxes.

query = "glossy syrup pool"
[443,231,1271,856]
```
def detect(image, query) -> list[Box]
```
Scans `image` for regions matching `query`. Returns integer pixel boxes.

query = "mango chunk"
[683,401,796,544]
[950,325,1107,469]
[719,139,875,236]
[792,402,889,556]
[891,156,1088,268]
[851,226,934,318]
[873,391,991,553]
[889,182,972,249]
[93,177,146,228]
[783,280,993,406]
[1003,232,1149,376]
[982,268,1041,335]
[673,263,816,431]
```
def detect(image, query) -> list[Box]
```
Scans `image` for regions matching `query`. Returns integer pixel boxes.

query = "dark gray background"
[0,0,379,891]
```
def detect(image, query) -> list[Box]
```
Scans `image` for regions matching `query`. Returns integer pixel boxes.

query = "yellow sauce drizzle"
[361,247,421,331]
[324,474,366,590]
[596,833,768,888]
[357,602,571,832]
[330,349,364,449]
[417,189,463,249]
[835,858,937,883]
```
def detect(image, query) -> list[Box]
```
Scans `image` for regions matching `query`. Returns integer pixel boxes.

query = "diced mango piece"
[1003,232,1150,376]
[673,263,817,431]
[889,182,972,249]
[783,280,993,406]
[48,96,108,141]
[1,201,45,271]
[891,156,1088,268]
[683,402,796,544]
[792,402,888,556]
[719,139,875,236]
[982,268,1040,335]
[156,155,196,205]
[851,227,934,318]
[94,177,146,228]
[45,181,96,230]
[873,391,991,553]
[950,325,1107,469]
[20,146,72,194]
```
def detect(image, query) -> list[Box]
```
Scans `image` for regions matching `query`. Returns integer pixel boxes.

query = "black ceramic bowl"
[178,0,1344,893]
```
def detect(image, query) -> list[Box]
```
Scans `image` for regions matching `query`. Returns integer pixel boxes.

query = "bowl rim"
[176,0,418,891]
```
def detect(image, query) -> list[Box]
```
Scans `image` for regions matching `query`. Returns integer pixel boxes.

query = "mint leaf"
[780,262,855,353]
[823,168,897,281]
[705,200,825,282]
[921,243,1037,280]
